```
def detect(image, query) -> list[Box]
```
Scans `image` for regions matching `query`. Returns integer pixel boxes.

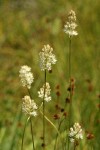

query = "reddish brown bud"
[56,85,60,89]
[61,108,64,112]
[56,91,61,96]
[86,79,91,83]
[49,70,52,73]
[87,133,94,140]
[63,112,67,117]
[53,114,60,120]
[98,94,100,99]
[55,104,61,110]
[65,97,70,103]
[67,86,71,92]
[70,77,75,83]
[41,143,45,147]
[97,104,100,109]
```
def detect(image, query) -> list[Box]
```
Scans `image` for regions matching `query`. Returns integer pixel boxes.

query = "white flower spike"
[39,44,57,71]
[19,65,34,89]
[64,10,78,37]
[22,95,38,116]
[69,123,83,142]
[38,82,51,102]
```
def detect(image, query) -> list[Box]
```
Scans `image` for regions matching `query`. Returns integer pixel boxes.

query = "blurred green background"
[0,0,100,149]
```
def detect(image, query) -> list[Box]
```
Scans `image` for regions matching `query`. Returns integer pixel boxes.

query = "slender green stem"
[40,110,60,136]
[27,89,36,150]
[99,97,100,118]
[54,123,59,150]
[30,117,35,150]
[67,36,72,150]
[27,89,32,99]
[68,36,72,130]
[40,110,64,150]
[54,118,65,150]
[21,117,29,150]
[42,69,46,149]
[74,145,76,150]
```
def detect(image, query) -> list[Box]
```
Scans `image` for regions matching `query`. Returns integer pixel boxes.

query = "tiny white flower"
[38,82,51,102]
[22,95,38,116]
[69,123,83,142]
[39,44,57,71]
[19,65,34,89]
[70,138,75,143]
[64,10,78,37]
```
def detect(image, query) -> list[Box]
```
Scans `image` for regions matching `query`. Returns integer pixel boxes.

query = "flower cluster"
[38,82,51,102]
[39,44,57,71]
[64,10,78,37]
[22,96,38,116]
[19,65,34,89]
[69,123,83,142]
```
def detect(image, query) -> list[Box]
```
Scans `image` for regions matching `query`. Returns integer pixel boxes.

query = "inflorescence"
[64,10,78,37]
[19,65,34,89]
[39,44,57,71]
[38,82,51,102]
[69,123,83,142]
[22,95,38,116]
[19,10,84,148]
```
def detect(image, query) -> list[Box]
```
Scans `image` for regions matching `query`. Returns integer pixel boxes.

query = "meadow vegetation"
[0,0,100,150]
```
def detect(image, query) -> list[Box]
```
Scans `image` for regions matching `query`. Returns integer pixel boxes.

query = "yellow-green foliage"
[0,0,99,149]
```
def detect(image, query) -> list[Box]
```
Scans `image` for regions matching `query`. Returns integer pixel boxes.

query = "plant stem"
[43,69,46,149]
[68,36,72,129]
[27,89,36,150]
[54,122,59,150]
[21,117,29,150]
[40,109,64,149]
[54,118,65,150]
[74,145,76,150]
[67,36,72,150]
[27,89,32,99]
[30,117,35,150]
[40,110,60,137]
[74,142,77,150]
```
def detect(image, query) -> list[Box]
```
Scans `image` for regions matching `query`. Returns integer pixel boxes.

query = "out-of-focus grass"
[0,0,100,149]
